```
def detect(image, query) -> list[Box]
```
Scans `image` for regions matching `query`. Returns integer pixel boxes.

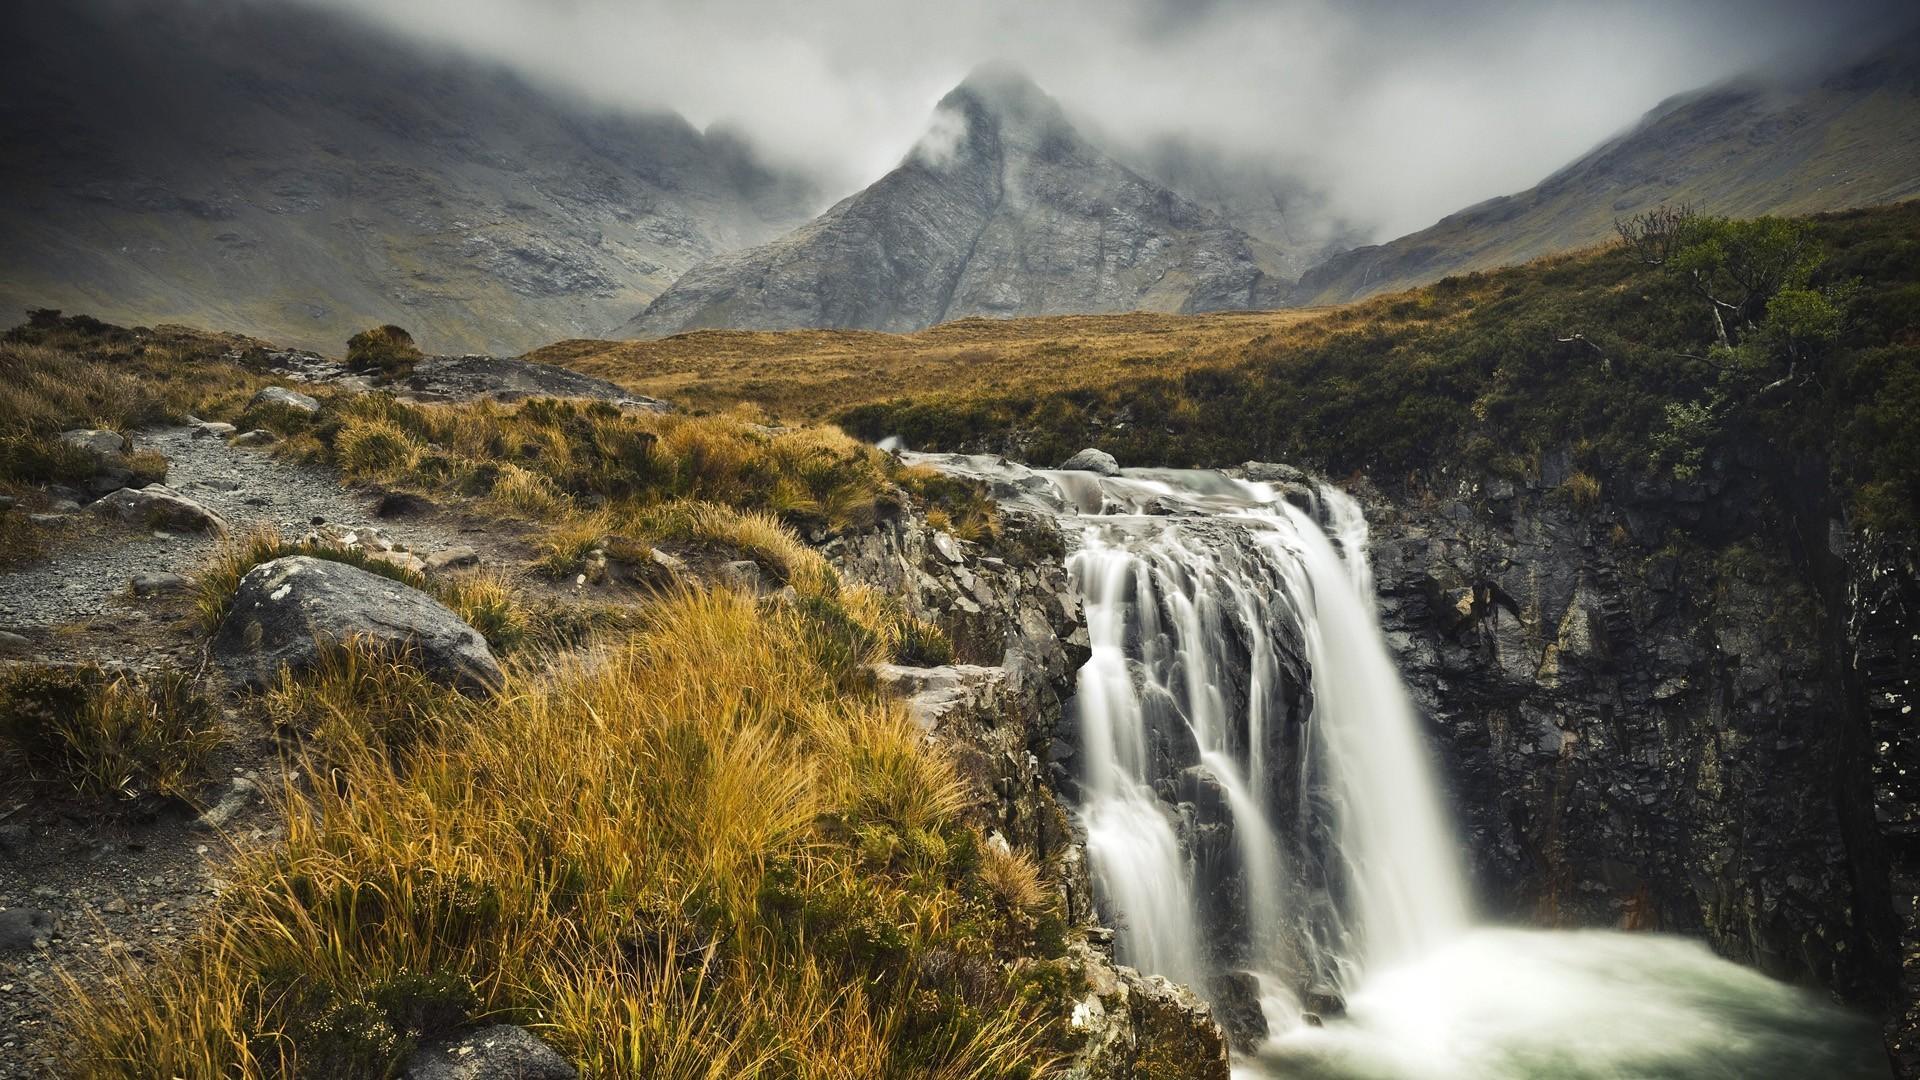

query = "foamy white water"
[906,451,1882,1078]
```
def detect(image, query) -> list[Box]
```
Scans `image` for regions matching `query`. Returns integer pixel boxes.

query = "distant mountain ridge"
[0,0,820,353]
[1289,29,1920,306]
[622,64,1293,338]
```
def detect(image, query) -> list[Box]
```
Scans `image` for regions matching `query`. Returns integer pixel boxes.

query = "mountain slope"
[623,65,1292,338]
[0,0,819,353]
[1290,31,1920,306]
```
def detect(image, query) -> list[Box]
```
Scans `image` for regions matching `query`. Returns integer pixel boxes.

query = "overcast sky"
[303,0,1912,240]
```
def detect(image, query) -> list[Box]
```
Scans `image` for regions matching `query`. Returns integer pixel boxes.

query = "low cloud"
[295,0,1913,241]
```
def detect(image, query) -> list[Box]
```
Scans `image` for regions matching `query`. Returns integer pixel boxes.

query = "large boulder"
[212,556,503,693]
[404,1025,576,1080]
[248,385,321,415]
[88,484,227,533]
[1058,448,1120,476]
[58,428,127,457]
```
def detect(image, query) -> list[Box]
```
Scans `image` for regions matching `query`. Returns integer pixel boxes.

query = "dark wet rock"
[211,555,502,693]
[1208,970,1270,1053]
[87,484,227,533]
[1060,448,1121,476]
[403,1025,576,1080]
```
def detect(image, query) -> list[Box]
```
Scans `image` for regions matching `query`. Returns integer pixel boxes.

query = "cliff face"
[1359,450,1917,1068]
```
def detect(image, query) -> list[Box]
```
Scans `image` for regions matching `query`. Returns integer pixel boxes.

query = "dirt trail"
[0,429,526,1077]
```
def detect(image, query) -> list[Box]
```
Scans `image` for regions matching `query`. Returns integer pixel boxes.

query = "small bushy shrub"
[345,325,423,381]
[0,665,219,801]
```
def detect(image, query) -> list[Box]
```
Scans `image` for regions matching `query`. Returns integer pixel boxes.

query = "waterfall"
[917,454,1469,1010]
[906,452,1883,1078]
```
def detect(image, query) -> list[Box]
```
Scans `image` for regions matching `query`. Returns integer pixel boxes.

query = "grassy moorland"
[823,202,1920,534]
[529,308,1330,420]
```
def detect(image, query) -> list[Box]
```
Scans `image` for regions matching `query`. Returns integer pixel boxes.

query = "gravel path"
[0,426,470,634]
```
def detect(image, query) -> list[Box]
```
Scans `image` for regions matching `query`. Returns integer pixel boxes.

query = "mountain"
[1117,135,1370,281]
[1290,30,1920,307]
[0,0,820,354]
[622,64,1292,338]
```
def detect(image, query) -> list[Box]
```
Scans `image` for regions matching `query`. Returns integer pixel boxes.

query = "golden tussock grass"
[56,588,1068,1078]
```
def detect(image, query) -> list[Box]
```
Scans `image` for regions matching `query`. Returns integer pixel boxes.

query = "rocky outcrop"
[841,498,1233,1076]
[1063,944,1231,1080]
[624,64,1290,338]
[400,355,667,410]
[212,556,503,693]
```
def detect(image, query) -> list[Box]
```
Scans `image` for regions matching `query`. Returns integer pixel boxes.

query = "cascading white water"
[906,451,1883,1079]
[1265,492,1471,980]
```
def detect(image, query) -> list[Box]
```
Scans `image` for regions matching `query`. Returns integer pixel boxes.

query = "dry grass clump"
[436,568,532,653]
[0,664,220,802]
[334,417,421,478]
[57,588,1068,1078]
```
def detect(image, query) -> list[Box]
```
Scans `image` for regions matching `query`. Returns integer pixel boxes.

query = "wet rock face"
[1850,539,1920,1073]
[1361,475,1883,1006]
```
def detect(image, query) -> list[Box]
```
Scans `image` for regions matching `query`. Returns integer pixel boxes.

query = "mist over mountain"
[1291,29,1920,306]
[623,65,1291,337]
[0,0,820,353]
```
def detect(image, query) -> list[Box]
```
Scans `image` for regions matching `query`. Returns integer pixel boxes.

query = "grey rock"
[0,630,29,655]
[1234,461,1311,486]
[404,1025,576,1080]
[0,494,14,511]
[211,555,503,693]
[229,428,279,447]
[424,546,481,572]
[87,484,228,533]
[192,421,237,439]
[248,385,320,414]
[1058,448,1120,476]
[193,777,258,832]
[0,908,56,954]
[718,560,761,592]
[87,468,135,496]
[58,428,126,457]
[130,571,191,597]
